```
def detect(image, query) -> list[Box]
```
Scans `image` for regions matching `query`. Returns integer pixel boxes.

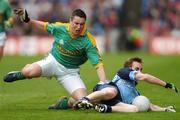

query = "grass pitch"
[0,52,180,120]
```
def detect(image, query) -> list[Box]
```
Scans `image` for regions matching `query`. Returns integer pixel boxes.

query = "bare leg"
[95,102,138,113]
[68,88,87,107]
[4,62,42,82]
[48,88,87,109]
[150,103,165,112]
[150,103,176,112]
[73,87,118,110]
[112,102,138,112]
[87,87,117,103]
[22,62,42,78]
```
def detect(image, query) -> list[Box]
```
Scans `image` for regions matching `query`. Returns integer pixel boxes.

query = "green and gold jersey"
[0,0,13,32]
[44,22,103,69]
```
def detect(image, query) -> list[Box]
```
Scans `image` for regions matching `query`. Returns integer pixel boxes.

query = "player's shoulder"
[0,0,9,6]
[86,32,96,46]
[86,32,94,39]
[47,22,69,32]
[117,67,136,81]
[119,67,132,72]
[117,67,133,75]
[2,0,10,5]
[53,22,69,27]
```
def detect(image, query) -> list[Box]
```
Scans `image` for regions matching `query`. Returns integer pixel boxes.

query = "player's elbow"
[137,73,150,81]
[142,74,153,81]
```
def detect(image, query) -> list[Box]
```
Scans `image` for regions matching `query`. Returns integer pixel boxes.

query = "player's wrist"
[165,82,178,93]
[4,21,13,28]
[98,80,109,84]
[165,82,171,88]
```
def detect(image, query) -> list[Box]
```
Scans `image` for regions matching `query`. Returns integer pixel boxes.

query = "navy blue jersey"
[93,67,140,106]
[112,67,140,104]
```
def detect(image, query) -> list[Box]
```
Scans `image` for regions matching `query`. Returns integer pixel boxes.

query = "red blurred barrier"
[150,37,180,55]
[4,36,53,55]
[4,36,104,55]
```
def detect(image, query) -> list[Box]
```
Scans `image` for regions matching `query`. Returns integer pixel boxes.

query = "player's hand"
[93,80,110,92]
[14,8,30,23]
[165,82,178,93]
[4,20,13,29]
[97,80,110,85]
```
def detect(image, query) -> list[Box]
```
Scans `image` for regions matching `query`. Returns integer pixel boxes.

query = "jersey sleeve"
[45,22,66,35]
[86,32,103,68]
[45,23,56,35]
[117,68,137,81]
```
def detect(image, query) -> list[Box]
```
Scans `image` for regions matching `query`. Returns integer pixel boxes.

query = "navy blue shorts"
[93,82,122,106]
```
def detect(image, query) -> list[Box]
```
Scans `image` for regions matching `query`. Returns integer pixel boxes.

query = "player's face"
[70,16,86,37]
[131,61,142,72]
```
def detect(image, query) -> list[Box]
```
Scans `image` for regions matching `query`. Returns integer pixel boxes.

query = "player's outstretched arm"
[14,8,45,31]
[96,65,108,83]
[135,72,178,93]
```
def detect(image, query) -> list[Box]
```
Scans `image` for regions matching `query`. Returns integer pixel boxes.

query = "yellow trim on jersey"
[87,32,97,47]
[66,23,70,32]
[44,22,48,31]
[95,62,103,69]
[80,24,87,36]
[54,22,69,27]
[45,22,69,30]
[48,22,87,37]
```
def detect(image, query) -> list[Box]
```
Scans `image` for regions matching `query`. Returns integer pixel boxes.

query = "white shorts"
[36,54,86,94]
[0,32,6,46]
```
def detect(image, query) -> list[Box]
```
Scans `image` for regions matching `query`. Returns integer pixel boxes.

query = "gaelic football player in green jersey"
[4,8,109,109]
[0,0,13,61]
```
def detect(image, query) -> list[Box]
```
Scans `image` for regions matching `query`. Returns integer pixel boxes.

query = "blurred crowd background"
[7,0,180,53]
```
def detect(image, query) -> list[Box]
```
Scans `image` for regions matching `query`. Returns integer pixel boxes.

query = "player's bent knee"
[71,88,87,100]
[22,64,41,78]
[102,88,117,99]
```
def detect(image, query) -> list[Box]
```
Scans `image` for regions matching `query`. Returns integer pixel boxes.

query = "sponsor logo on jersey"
[59,39,64,45]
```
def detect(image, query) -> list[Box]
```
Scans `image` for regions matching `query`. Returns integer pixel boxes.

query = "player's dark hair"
[123,57,142,67]
[71,9,86,20]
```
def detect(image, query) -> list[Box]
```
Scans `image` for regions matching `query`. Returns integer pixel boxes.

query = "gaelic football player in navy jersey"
[74,57,177,113]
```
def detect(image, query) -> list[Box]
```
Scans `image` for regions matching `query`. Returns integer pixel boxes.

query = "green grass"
[0,52,180,120]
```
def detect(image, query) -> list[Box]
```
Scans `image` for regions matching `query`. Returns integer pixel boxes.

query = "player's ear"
[70,16,73,22]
